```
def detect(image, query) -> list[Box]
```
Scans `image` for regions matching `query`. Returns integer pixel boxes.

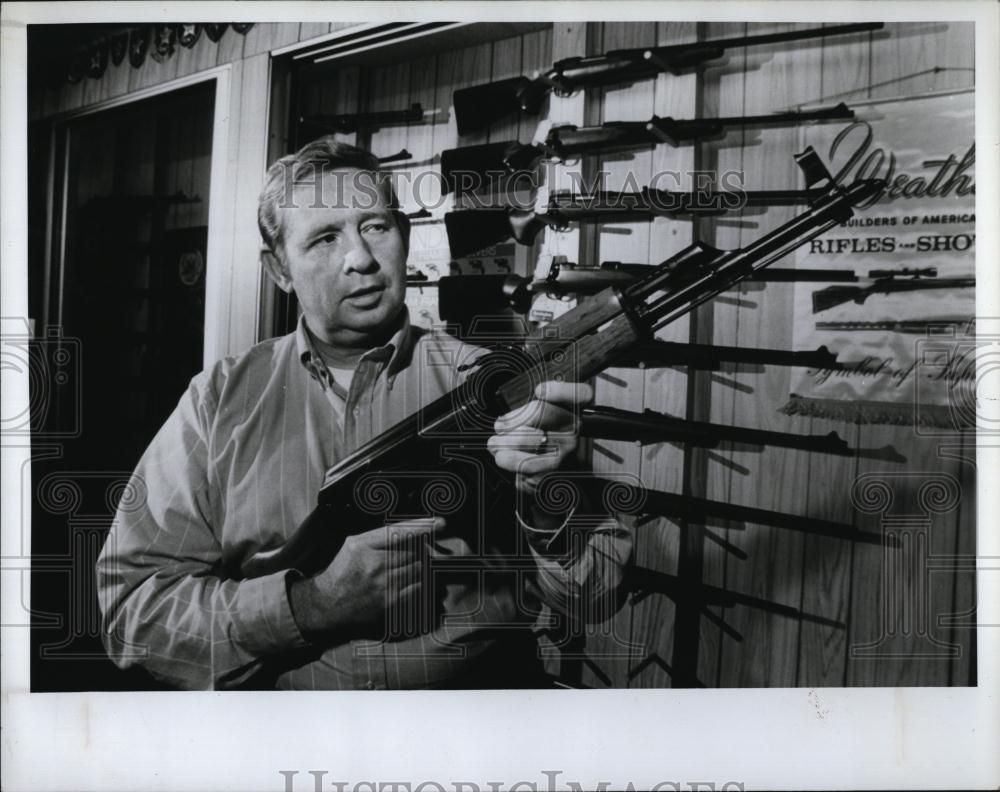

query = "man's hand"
[288,517,445,641]
[488,381,594,496]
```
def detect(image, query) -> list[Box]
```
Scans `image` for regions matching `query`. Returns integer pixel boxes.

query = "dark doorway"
[30,80,215,690]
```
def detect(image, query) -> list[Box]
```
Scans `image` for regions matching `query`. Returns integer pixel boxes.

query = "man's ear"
[261,248,293,293]
[394,210,411,258]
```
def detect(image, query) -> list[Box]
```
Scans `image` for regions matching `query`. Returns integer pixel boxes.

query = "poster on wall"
[783,90,975,427]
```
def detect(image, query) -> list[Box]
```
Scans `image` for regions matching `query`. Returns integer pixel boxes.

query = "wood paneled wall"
[31,22,977,688]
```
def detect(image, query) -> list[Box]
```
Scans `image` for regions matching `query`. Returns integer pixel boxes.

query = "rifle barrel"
[680,21,883,55]
[664,103,854,141]
[634,176,883,328]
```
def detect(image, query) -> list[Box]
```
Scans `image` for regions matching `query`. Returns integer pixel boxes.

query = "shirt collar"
[295,308,414,381]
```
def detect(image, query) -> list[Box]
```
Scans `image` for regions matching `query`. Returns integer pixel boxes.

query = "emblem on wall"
[66,51,86,84]
[178,24,201,48]
[203,23,228,42]
[151,24,177,63]
[109,31,129,66]
[128,26,149,68]
[86,39,109,79]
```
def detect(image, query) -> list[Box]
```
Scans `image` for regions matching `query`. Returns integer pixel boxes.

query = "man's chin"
[342,302,403,335]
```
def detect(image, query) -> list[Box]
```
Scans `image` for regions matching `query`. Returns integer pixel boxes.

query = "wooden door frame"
[44,65,233,368]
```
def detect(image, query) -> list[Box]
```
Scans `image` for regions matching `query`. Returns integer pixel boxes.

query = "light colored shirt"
[96,311,632,690]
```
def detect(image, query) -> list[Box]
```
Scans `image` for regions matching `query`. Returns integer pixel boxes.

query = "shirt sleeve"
[517,506,634,624]
[95,375,309,690]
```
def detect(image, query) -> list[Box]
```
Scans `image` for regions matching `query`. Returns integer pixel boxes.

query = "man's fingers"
[388,517,445,534]
[487,426,549,454]
[495,399,577,434]
[492,448,566,477]
[366,517,445,549]
[534,380,594,406]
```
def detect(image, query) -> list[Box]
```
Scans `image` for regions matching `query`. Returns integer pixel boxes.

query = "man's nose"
[342,232,377,274]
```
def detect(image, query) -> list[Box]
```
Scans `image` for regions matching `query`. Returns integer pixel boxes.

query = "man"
[96,138,631,690]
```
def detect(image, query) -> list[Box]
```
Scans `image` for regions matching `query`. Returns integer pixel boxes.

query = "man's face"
[276,168,408,347]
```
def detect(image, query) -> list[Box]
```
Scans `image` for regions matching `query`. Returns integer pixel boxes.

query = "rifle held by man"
[241,147,883,580]
[454,23,882,134]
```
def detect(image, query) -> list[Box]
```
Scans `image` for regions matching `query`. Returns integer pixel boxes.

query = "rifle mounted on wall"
[453,23,883,134]
[435,260,859,317]
[445,186,826,257]
[300,103,425,134]
[812,269,975,313]
[578,405,900,458]
[441,104,854,192]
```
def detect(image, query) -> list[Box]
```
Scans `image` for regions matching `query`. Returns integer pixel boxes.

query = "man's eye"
[313,233,338,246]
[362,222,390,235]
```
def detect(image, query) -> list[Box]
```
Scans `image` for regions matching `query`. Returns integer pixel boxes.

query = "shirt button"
[365,680,376,690]
[353,406,360,415]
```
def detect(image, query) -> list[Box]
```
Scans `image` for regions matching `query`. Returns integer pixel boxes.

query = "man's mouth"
[345,284,385,306]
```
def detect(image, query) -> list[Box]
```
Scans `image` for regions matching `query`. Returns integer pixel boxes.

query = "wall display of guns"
[811,267,975,313]
[579,405,905,462]
[299,102,426,134]
[445,186,827,257]
[441,104,854,192]
[452,23,883,134]
[240,147,883,580]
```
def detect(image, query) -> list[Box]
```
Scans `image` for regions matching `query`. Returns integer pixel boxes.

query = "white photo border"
[2,2,998,790]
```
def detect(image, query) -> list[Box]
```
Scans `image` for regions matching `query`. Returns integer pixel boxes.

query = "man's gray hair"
[257,137,396,254]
